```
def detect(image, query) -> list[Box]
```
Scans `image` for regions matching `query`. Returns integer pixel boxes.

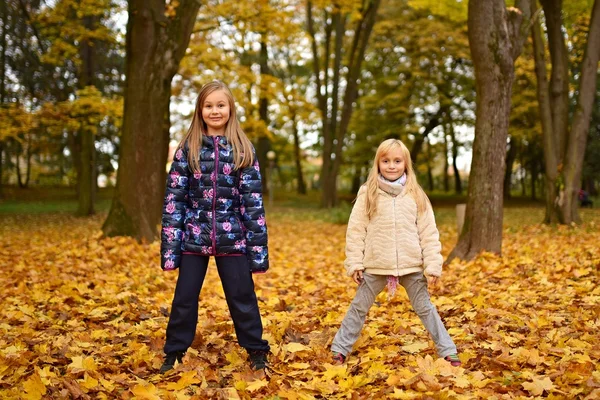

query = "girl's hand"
[352,270,364,284]
[427,275,439,291]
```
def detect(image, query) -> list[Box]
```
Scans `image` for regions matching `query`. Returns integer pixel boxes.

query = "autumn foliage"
[1,208,599,399]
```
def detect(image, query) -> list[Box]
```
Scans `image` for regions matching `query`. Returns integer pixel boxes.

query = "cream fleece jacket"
[344,184,443,278]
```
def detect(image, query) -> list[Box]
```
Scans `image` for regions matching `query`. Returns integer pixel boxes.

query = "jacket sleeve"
[416,205,443,277]
[160,146,189,271]
[239,149,269,273]
[344,188,369,276]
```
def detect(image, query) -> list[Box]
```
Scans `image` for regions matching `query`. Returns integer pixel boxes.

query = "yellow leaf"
[22,373,47,400]
[289,362,311,369]
[452,375,471,388]
[472,295,485,308]
[522,377,554,396]
[284,343,310,353]
[221,388,241,399]
[166,371,200,390]
[82,356,97,372]
[246,379,268,392]
[234,380,247,391]
[131,383,161,400]
[79,373,99,390]
[401,341,429,354]
[322,364,347,380]
[68,356,84,371]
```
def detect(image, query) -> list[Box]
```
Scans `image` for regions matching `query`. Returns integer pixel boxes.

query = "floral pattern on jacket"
[160,135,269,272]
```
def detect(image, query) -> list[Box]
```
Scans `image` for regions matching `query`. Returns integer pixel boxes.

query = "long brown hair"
[364,139,430,218]
[178,80,254,172]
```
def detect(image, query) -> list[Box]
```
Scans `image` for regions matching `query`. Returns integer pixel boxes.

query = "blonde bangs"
[362,138,431,219]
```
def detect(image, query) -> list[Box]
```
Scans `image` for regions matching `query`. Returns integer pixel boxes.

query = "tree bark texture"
[102,0,201,241]
[531,0,560,223]
[533,0,600,224]
[562,0,600,223]
[257,38,272,194]
[447,0,530,262]
[77,14,97,216]
[291,110,307,195]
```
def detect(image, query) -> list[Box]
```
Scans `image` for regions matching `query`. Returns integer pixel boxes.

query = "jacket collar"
[202,134,229,147]
[377,175,405,197]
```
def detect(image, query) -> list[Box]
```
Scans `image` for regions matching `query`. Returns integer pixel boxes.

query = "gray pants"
[331,272,457,358]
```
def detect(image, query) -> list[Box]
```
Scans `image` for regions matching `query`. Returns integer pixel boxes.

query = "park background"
[0,0,599,399]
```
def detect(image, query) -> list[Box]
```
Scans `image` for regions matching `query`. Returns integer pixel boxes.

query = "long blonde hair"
[178,80,254,172]
[364,138,430,218]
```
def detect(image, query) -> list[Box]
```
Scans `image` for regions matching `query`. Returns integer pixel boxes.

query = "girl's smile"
[378,147,406,181]
[202,90,230,135]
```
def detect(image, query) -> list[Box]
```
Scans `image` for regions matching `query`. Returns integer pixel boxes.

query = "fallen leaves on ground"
[0,208,598,399]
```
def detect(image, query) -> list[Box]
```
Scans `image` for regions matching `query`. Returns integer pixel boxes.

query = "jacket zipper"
[211,136,218,255]
[393,196,399,276]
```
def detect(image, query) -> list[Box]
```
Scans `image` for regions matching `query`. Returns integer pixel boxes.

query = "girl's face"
[378,147,406,181]
[202,90,230,135]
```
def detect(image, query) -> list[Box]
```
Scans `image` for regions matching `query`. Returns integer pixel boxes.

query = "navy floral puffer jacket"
[160,135,269,273]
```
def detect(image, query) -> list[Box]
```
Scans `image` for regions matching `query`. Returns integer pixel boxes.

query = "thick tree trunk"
[77,14,97,216]
[540,0,570,159]
[562,0,600,223]
[102,0,201,241]
[531,0,561,223]
[504,137,517,199]
[534,0,600,224]
[447,0,530,263]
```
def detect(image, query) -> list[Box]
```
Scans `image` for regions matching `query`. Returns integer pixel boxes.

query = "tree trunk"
[561,0,600,223]
[504,137,517,199]
[257,38,271,194]
[291,110,306,195]
[449,124,462,194]
[540,0,570,159]
[534,0,600,223]
[520,153,526,197]
[443,129,450,192]
[0,0,6,198]
[102,0,201,241]
[531,157,537,200]
[447,0,530,263]
[410,110,442,163]
[317,0,381,208]
[77,14,97,216]
[531,0,560,223]
[425,141,434,191]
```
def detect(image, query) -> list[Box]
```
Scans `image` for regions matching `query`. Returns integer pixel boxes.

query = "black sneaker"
[248,350,268,371]
[160,351,185,373]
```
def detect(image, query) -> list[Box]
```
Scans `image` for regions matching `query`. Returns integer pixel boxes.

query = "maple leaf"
[522,376,554,396]
[22,373,46,400]
[246,379,268,392]
[401,341,429,354]
[131,382,161,400]
[166,371,200,390]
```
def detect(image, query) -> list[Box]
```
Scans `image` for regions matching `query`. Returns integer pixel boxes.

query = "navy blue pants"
[163,254,270,354]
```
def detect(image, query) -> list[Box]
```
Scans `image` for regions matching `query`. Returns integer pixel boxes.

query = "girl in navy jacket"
[160,80,270,373]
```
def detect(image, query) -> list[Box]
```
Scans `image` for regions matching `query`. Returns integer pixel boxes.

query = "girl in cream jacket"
[331,139,461,367]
